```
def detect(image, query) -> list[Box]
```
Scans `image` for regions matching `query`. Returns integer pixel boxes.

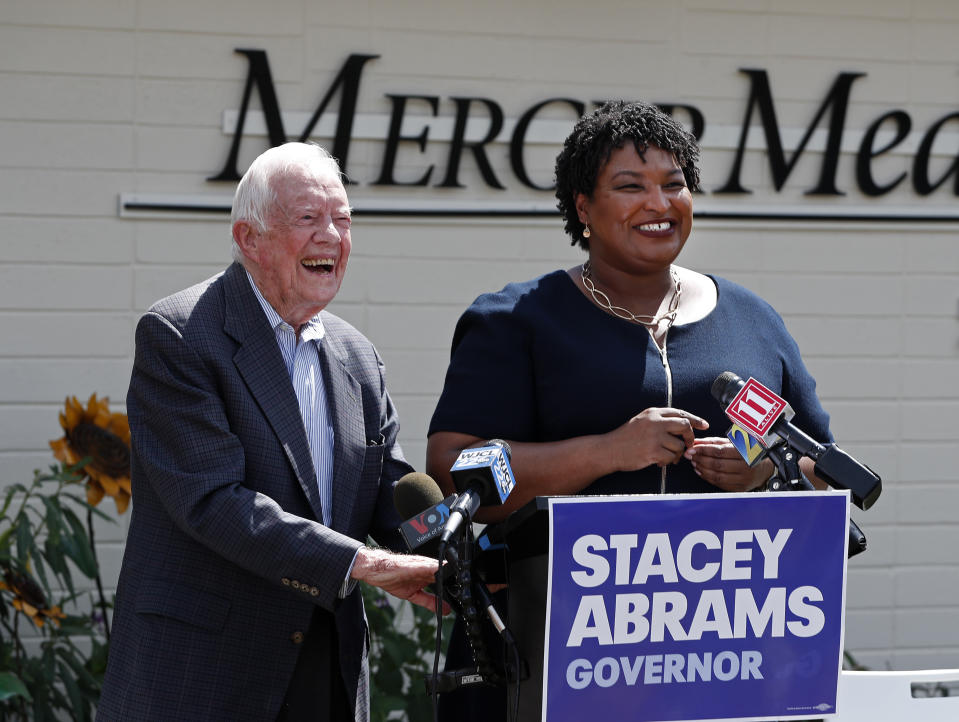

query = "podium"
[496,496,550,720]
[834,669,959,721]
[490,492,851,722]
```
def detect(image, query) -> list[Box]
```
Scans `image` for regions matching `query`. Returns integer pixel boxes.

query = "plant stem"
[86,507,110,642]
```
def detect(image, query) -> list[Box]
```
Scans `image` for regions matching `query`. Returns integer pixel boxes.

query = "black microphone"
[395,472,515,694]
[394,472,457,559]
[711,372,882,510]
[440,440,516,546]
[393,473,468,617]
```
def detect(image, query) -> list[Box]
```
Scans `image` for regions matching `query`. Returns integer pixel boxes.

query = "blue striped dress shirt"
[246,271,335,526]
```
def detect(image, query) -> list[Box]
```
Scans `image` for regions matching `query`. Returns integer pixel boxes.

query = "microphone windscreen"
[394,472,445,520]
[711,371,744,406]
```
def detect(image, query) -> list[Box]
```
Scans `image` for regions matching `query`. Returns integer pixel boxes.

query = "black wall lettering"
[438,97,506,189]
[856,110,911,196]
[373,95,440,186]
[715,69,865,196]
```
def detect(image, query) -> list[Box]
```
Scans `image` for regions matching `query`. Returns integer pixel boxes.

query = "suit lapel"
[316,324,364,533]
[222,264,325,522]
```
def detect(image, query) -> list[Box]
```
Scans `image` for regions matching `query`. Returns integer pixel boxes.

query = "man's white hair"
[230,142,341,264]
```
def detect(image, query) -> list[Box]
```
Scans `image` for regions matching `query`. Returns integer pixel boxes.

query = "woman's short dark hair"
[554,100,701,249]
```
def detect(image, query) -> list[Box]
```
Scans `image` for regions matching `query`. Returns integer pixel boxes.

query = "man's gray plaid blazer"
[97,262,411,721]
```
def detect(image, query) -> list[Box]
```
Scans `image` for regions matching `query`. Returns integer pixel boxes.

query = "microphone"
[439,440,516,546]
[394,472,456,558]
[394,472,517,694]
[711,372,882,510]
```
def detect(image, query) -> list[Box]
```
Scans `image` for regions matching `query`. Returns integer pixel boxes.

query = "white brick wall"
[2,0,958,672]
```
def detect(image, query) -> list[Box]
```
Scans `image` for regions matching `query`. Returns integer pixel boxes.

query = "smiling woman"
[424,100,836,722]
[426,100,834,516]
[575,144,694,290]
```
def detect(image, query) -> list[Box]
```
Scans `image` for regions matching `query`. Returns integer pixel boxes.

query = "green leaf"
[43,536,69,582]
[42,644,56,680]
[85,503,114,524]
[0,671,32,702]
[0,528,15,557]
[86,640,109,678]
[406,692,435,720]
[59,492,113,523]
[56,659,88,721]
[63,458,92,482]
[60,508,98,579]
[372,692,407,712]
[59,505,89,541]
[382,633,419,666]
[3,483,27,499]
[41,497,63,533]
[31,546,53,598]
[55,646,99,691]
[14,516,33,566]
[36,681,66,722]
[0,484,21,519]
[56,539,83,593]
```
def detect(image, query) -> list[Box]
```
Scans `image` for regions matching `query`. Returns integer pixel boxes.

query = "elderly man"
[98,143,440,721]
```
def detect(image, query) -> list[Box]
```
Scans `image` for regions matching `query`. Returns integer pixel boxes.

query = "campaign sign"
[542,492,849,722]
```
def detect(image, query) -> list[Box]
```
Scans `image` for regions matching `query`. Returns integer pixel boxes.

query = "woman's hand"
[684,437,772,492]
[426,408,711,523]
[608,408,709,471]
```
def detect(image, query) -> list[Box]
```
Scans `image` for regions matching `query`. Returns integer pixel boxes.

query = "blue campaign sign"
[542,492,849,722]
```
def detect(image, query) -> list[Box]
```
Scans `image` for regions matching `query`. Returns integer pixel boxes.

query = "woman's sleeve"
[428,293,538,441]
[778,320,835,445]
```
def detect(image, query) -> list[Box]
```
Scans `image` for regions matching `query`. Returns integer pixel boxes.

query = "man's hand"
[351,547,451,614]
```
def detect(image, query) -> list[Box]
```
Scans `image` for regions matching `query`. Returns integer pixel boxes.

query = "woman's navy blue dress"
[429,270,833,720]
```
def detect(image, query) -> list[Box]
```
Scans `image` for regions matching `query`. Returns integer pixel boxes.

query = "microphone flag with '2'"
[726,421,769,467]
[440,439,516,546]
[711,371,882,510]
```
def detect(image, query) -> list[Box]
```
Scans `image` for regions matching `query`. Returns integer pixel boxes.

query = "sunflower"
[50,394,132,514]
[0,569,66,628]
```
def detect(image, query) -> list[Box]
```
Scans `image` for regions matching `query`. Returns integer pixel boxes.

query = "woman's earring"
[582,224,591,239]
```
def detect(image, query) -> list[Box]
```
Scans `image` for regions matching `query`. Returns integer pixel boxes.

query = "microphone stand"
[764,442,868,558]
[427,528,502,695]
[427,528,524,722]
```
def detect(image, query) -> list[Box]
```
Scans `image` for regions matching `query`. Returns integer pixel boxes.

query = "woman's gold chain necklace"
[581,261,682,330]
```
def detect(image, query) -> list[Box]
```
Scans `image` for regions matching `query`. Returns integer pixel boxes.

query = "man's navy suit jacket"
[98,262,412,721]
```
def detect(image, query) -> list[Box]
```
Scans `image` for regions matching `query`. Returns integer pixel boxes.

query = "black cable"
[433,539,447,722]
[456,530,500,685]
[431,531,524,718]
[497,539,520,722]
[510,641,521,722]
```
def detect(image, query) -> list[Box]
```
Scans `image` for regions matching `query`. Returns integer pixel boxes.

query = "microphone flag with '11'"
[711,371,882,510]
[439,440,516,546]
[717,374,795,448]
[393,472,456,558]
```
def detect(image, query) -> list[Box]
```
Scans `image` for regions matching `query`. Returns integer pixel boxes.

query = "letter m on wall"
[715,69,865,196]
[208,49,379,181]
